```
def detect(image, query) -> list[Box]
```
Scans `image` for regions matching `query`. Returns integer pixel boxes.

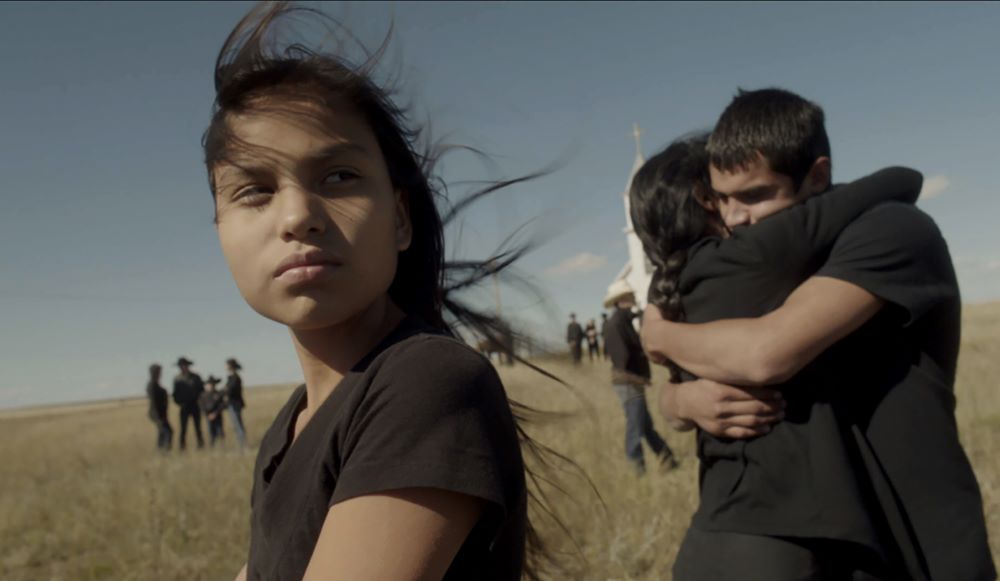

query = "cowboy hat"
[603,278,636,309]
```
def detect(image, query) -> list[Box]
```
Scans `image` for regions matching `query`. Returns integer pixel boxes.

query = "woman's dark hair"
[628,133,718,381]
[202,3,581,576]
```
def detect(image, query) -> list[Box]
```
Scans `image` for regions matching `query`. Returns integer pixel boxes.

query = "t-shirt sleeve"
[710,167,924,275]
[816,202,959,325]
[329,338,519,515]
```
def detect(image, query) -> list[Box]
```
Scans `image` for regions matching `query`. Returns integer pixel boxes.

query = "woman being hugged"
[207,3,544,579]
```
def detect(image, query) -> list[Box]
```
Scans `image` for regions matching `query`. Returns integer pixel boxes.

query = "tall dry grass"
[2,303,999,580]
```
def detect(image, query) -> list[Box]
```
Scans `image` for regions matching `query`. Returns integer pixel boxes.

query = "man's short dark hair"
[707,88,830,190]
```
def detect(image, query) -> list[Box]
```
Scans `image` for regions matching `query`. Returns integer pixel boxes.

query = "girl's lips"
[276,263,340,284]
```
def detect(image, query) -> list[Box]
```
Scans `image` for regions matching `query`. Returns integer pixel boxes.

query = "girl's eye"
[233,185,273,205]
[322,170,360,184]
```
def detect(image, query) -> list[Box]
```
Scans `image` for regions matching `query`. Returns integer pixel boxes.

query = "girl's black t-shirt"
[246,317,527,581]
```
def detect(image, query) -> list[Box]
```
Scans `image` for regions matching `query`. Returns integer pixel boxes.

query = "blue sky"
[1,1,998,408]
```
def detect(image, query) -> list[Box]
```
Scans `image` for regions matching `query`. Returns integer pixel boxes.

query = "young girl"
[203,3,550,579]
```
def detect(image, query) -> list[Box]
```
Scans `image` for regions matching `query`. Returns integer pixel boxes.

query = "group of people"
[565,312,608,363]
[145,356,247,451]
[164,3,993,580]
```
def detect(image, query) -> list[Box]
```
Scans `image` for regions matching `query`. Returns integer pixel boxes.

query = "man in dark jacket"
[566,313,584,365]
[603,281,674,474]
[172,356,205,450]
[600,313,609,359]
[146,363,172,451]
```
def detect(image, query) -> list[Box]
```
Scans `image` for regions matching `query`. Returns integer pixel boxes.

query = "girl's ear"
[394,190,412,251]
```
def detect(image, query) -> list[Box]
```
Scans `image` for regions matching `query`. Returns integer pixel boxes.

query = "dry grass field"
[2,303,999,580]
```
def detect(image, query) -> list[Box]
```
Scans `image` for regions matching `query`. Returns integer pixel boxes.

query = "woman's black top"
[246,316,526,581]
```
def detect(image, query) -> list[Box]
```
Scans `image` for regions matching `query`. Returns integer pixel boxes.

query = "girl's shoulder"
[373,331,502,391]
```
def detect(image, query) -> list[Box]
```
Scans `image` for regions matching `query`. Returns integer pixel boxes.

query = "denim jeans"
[208,415,225,447]
[227,403,247,448]
[153,417,173,451]
[178,406,204,450]
[613,383,672,471]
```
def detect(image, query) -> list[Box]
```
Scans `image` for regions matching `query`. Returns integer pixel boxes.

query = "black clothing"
[247,316,526,581]
[585,325,599,361]
[147,381,172,450]
[199,390,226,417]
[200,391,226,447]
[174,372,205,450]
[816,204,992,581]
[566,321,584,344]
[674,529,892,581]
[178,406,204,450]
[172,372,205,409]
[600,317,609,359]
[147,381,169,421]
[566,321,584,363]
[674,167,993,580]
[225,373,245,409]
[604,307,650,385]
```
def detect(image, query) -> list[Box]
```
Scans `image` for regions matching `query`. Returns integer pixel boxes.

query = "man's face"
[709,152,828,229]
[616,294,636,310]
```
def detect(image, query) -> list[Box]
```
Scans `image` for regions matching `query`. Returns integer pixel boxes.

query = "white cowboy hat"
[603,278,636,309]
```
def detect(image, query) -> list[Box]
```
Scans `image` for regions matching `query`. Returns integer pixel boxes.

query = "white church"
[607,124,655,309]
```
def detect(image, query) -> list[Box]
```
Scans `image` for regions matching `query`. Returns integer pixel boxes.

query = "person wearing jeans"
[602,280,675,474]
[224,357,248,448]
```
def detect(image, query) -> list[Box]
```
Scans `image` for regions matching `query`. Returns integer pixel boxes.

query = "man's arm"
[642,276,884,386]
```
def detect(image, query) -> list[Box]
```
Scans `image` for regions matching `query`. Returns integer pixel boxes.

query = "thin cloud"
[545,252,608,277]
[919,175,950,200]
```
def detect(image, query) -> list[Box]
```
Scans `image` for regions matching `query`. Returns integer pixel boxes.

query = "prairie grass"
[2,303,998,580]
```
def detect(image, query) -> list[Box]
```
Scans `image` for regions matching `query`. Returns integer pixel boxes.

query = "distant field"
[2,303,999,580]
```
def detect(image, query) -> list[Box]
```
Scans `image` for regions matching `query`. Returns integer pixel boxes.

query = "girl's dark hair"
[202,3,580,576]
[628,133,718,381]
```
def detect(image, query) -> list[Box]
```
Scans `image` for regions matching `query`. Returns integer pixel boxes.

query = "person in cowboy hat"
[200,375,227,447]
[172,356,205,450]
[602,280,675,474]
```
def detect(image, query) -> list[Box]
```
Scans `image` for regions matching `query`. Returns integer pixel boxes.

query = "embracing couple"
[631,88,995,580]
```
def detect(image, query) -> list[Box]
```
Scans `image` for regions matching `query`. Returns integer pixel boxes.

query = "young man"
[642,89,994,580]
[603,280,674,475]
[146,363,172,451]
[565,313,584,365]
[172,356,206,451]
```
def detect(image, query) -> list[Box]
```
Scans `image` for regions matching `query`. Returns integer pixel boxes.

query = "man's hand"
[660,379,785,439]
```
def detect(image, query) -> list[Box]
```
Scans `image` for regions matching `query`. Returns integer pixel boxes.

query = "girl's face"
[212,97,412,331]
